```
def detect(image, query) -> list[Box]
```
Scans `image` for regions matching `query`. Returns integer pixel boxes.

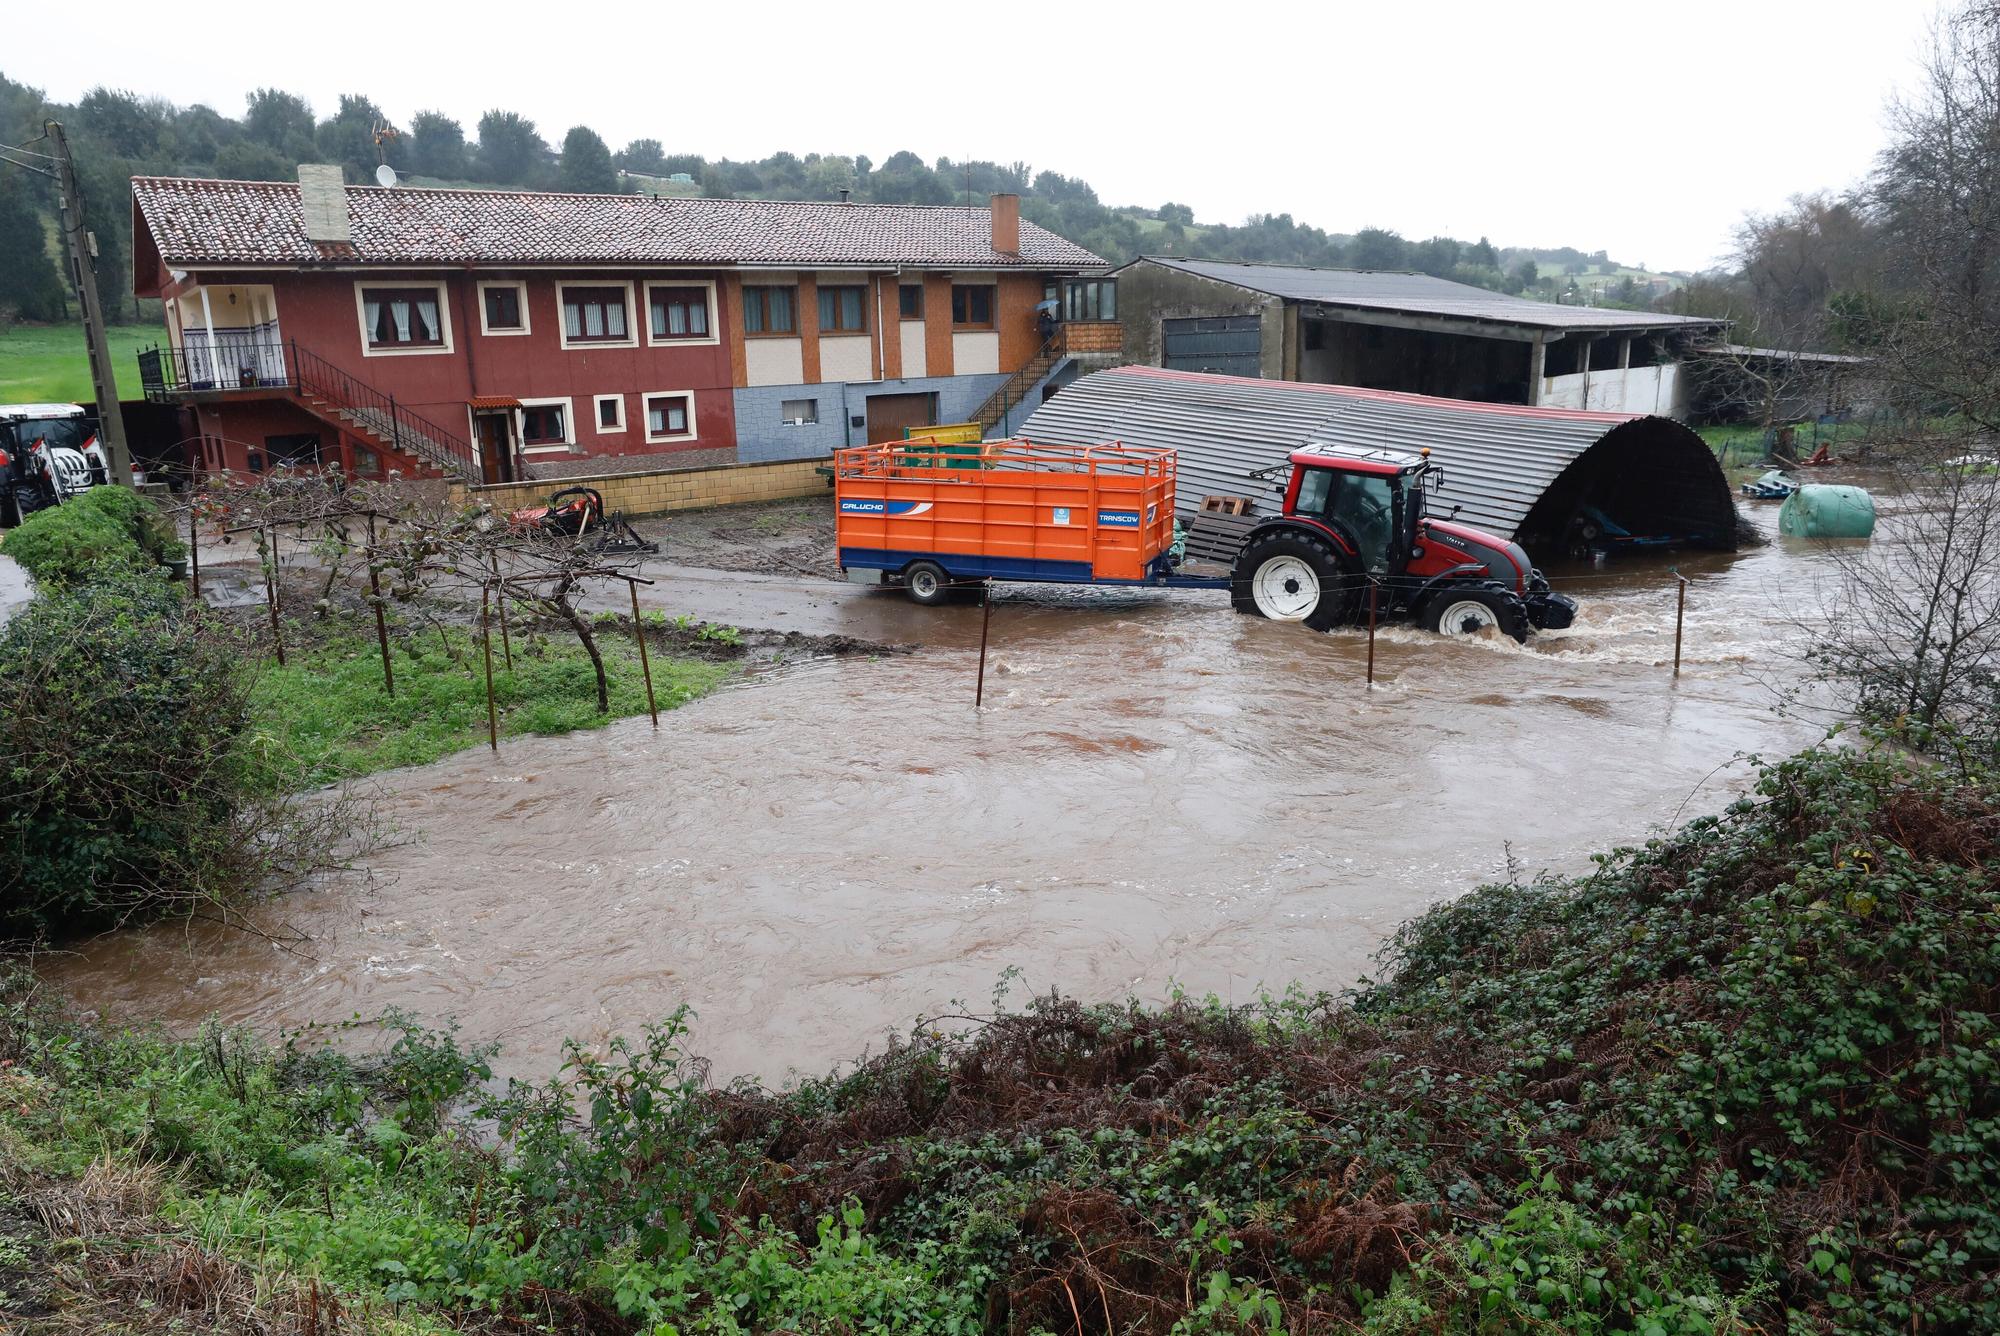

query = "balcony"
[138,339,293,400]
[136,337,480,481]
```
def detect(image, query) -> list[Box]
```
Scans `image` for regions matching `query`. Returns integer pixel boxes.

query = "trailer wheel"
[1230,532,1359,631]
[902,560,952,607]
[1422,589,1527,643]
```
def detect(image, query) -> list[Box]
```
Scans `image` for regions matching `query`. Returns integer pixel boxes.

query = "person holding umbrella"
[1035,299,1059,345]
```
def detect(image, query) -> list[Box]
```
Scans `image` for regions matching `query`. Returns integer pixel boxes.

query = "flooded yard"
[42,502,1846,1085]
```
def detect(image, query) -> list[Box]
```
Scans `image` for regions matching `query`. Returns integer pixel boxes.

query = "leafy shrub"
[488,1012,726,1275]
[0,565,310,934]
[0,485,176,584]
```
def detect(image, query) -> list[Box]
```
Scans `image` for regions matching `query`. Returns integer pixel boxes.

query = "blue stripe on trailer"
[838,499,933,516]
[839,548,1233,589]
[839,548,1095,583]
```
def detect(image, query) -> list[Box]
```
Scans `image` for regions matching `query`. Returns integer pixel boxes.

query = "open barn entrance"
[1515,417,1739,559]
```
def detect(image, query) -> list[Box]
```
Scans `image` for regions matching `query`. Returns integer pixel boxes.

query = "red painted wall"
[182,268,738,469]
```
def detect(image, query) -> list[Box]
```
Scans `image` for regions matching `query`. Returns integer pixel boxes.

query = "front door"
[866,392,937,444]
[473,410,516,484]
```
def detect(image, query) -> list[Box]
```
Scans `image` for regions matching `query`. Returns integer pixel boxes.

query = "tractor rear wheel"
[1231,532,1360,631]
[902,560,953,607]
[1421,588,1527,643]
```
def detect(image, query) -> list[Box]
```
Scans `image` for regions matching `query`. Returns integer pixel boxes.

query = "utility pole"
[46,120,133,485]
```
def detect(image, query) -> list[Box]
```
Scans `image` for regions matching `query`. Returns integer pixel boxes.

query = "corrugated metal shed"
[1129,257,1725,333]
[1019,366,1736,551]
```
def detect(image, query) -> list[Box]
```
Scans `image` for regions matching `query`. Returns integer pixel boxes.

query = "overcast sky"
[14,0,1945,272]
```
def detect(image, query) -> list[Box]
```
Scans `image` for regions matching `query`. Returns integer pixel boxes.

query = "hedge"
[1,486,180,585]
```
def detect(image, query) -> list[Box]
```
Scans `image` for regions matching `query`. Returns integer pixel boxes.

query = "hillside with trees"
[0,71,1674,330]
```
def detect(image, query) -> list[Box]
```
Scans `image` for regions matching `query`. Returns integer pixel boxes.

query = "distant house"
[129,171,1111,483]
[1111,257,1729,418]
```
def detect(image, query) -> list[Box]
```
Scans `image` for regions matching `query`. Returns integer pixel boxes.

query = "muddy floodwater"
[45,512,1846,1085]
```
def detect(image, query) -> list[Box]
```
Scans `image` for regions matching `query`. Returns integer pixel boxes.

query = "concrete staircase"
[295,395,465,479]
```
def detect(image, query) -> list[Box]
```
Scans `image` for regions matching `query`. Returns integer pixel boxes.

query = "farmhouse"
[1111,257,1729,417]
[128,169,1112,482]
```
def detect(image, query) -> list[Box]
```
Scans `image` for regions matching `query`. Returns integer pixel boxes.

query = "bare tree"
[371,492,648,715]
[1809,456,2000,766]
[1869,3,2000,430]
[1800,3,2000,764]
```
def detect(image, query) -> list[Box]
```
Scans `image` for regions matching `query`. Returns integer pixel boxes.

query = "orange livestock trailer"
[834,439,1205,599]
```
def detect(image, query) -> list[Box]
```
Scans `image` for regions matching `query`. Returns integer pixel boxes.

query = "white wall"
[746,337,805,387]
[952,330,1000,376]
[900,321,928,378]
[1542,363,1681,415]
[819,334,873,383]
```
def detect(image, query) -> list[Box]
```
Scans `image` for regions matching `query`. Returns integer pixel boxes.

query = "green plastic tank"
[1778,484,1876,539]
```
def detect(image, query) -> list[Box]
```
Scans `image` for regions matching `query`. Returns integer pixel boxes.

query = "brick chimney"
[989,193,1020,256]
[297,164,350,244]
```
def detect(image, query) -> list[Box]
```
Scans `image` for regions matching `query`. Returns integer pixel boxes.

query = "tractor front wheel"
[1230,532,1359,631]
[1421,588,1527,643]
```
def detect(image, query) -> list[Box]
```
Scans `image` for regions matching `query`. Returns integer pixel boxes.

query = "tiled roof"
[1130,257,1727,332]
[131,177,1105,270]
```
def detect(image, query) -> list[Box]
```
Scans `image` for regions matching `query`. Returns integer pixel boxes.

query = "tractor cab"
[1281,445,1431,576]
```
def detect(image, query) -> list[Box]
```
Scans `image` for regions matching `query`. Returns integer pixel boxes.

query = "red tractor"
[1223,443,1576,641]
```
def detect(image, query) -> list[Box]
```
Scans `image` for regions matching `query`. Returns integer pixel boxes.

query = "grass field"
[247,622,732,792]
[0,321,157,404]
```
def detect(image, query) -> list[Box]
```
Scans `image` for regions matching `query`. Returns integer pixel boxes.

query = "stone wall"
[458,457,830,517]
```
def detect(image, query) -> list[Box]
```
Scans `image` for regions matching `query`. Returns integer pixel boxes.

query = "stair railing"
[973,328,1067,436]
[137,338,480,480]
[285,338,479,478]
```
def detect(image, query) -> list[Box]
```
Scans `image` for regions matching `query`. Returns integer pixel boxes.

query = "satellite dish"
[375,163,398,188]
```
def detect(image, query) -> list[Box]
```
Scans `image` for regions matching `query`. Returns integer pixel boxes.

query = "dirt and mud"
[634,496,839,580]
[40,489,1877,1086]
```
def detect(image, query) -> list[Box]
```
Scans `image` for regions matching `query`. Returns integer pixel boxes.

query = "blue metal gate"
[1162,316,1262,377]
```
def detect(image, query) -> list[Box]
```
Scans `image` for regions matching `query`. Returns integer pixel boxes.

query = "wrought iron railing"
[137,338,478,478]
[972,333,1061,435]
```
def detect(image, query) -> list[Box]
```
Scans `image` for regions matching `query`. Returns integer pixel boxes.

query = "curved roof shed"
[1019,367,1737,555]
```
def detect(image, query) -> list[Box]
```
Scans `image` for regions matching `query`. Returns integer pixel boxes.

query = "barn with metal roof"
[1111,257,1729,417]
[1019,366,1739,557]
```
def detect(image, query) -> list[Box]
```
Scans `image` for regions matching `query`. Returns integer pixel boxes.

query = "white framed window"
[477,279,530,336]
[594,393,626,434]
[642,391,697,443]
[643,280,720,347]
[519,396,575,452]
[354,279,454,357]
[555,281,638,350]
[780,398,818,425]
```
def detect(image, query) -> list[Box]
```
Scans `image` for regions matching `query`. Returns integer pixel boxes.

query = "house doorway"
[472,408,519,484]
[865,392,937,444]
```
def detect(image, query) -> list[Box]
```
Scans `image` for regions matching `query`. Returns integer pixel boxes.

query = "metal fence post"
[630,580,658,728]
[481,583,498,752]
[367,512,395,698]
[262,524,284,667]
[1672,572,1689,678]
[1366,580,1378,687]
[975,581,993,708]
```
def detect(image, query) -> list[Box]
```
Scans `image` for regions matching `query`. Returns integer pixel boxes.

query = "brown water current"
[43,520,1850,1086]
